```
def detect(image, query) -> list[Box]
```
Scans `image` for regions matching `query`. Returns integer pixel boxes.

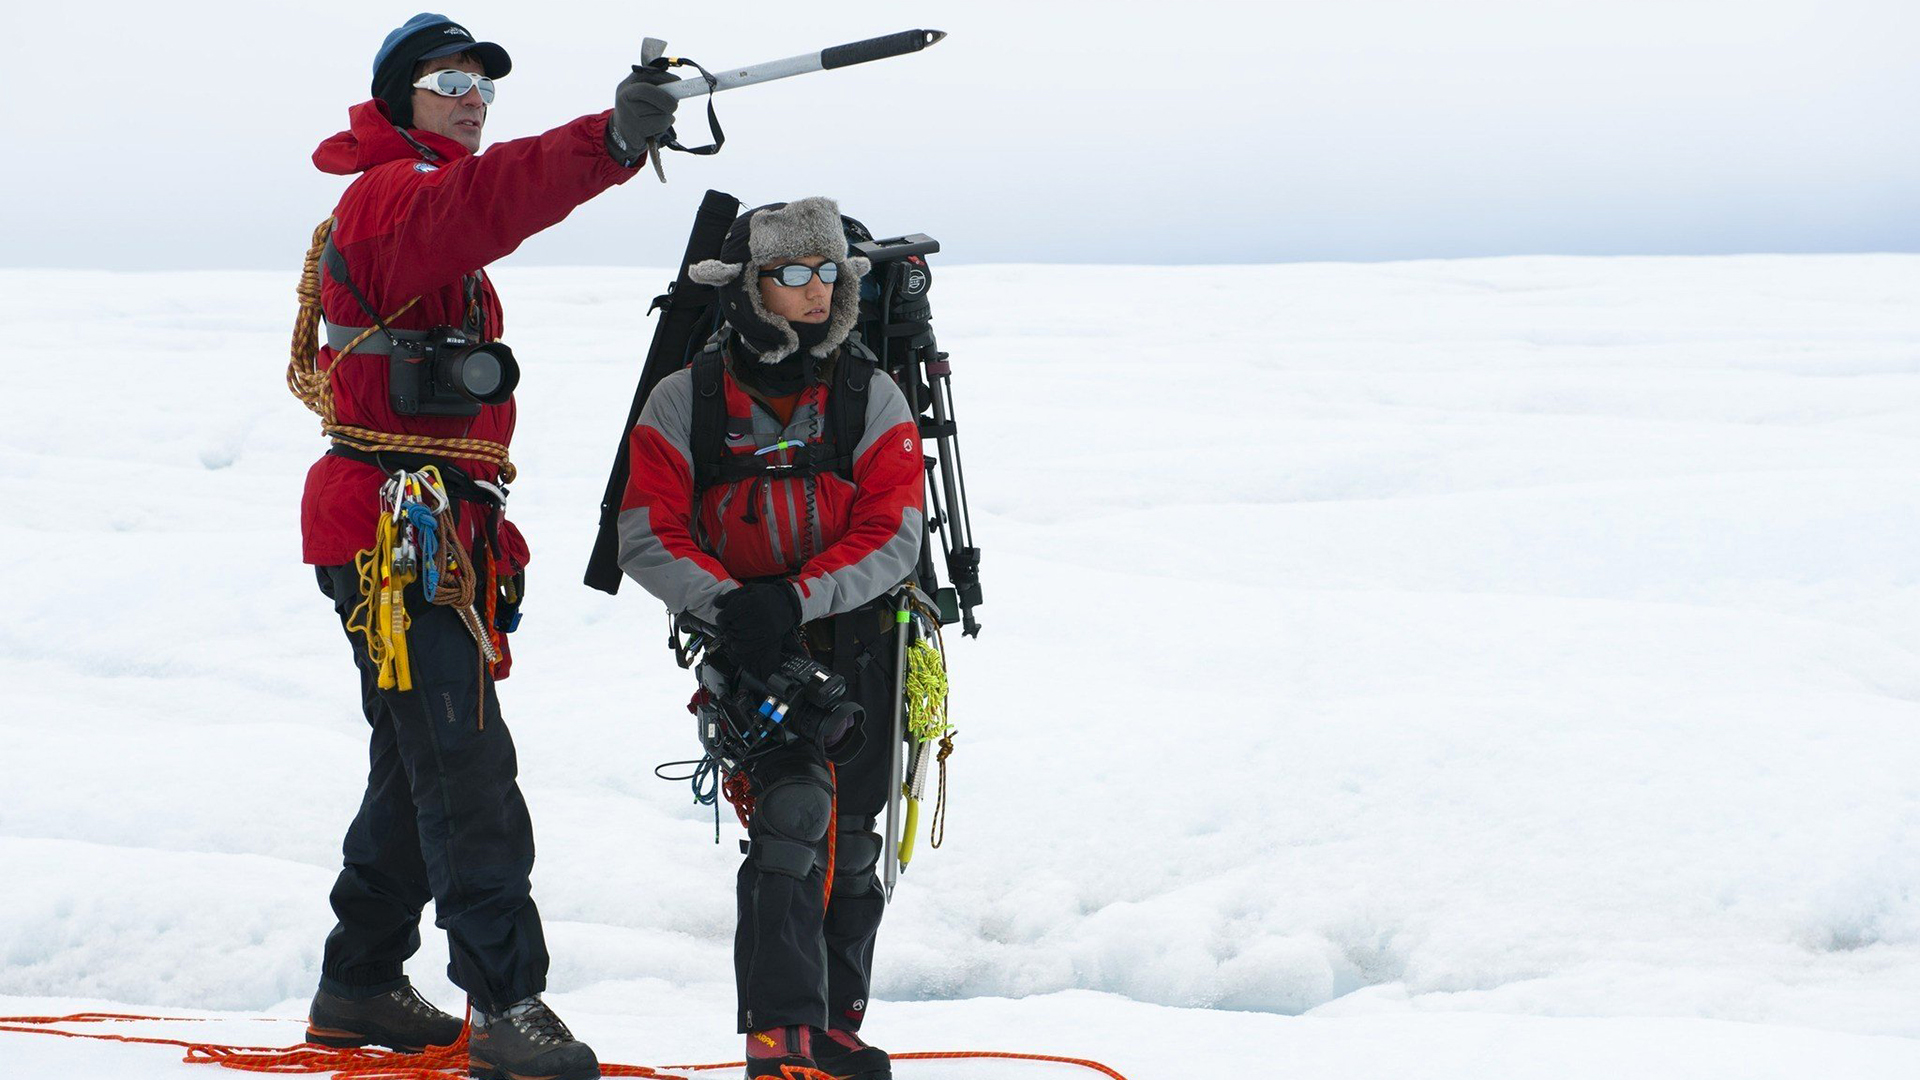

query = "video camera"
[684,618,864,768]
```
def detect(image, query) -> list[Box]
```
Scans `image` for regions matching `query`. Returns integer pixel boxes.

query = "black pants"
[315,565,548,1013]
[734,609,898,1034]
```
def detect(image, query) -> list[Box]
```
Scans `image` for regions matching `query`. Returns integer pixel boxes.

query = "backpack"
[587,189,981,635]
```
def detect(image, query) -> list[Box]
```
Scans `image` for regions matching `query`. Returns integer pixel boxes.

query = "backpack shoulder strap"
[827,340,877,481]
[689,340,729,494]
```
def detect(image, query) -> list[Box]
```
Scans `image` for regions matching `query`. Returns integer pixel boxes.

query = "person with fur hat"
[616,197,927,1080]
[300,13,688,1080]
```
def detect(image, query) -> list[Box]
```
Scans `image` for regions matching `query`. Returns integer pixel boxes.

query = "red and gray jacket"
[300,99,638,569]
[616,349,926,624]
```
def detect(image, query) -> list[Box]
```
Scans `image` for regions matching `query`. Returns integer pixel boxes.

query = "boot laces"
[502,999,573,1046]
[390,986,445,1019]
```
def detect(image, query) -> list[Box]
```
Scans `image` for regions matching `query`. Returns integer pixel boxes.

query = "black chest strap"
[690,337,876,496]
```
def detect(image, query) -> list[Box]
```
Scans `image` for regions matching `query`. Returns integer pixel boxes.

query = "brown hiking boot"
[468,996,599,1080]
[306,982,464,1053]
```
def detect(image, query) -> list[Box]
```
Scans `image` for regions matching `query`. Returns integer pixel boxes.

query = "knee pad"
[748,763,835,879]
[831,815,882,897]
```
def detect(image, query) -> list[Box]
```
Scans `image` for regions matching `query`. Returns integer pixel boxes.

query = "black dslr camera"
[389,328,521,417]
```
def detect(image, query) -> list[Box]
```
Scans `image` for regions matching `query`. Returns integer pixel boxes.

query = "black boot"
[306,982,465,1052]
[810,1027,891,1080]
[468,997,599,1080]
[746,1025,820,1078]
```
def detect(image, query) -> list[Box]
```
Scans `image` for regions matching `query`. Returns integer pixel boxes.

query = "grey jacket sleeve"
[615,368,739,624]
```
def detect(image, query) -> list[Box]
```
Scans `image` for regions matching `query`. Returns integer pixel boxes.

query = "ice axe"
[883,590,912,899]
[634,30,947,180]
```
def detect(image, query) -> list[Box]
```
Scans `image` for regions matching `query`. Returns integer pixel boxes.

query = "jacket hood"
[313,99,473,176]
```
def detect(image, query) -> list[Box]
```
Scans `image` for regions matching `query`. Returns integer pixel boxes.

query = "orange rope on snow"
[0,1012,1136,1080]
[895,1050,1134,1079]
[0,1015,675,1079]
[660,1050,1135,1077]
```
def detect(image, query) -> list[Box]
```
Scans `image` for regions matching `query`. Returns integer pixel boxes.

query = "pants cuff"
[738,1008,828,1035]
[319,974,411,1000]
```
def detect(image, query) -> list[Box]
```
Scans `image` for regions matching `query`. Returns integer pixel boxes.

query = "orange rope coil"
[0,1013,1134,1080]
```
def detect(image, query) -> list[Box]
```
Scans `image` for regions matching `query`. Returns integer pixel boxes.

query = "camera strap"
[321,236,406,352]
[321,235,485,353]
[323,320,431,356]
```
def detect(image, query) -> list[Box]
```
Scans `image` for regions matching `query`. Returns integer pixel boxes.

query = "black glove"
[715,583,802,679]
[606,66,681,167]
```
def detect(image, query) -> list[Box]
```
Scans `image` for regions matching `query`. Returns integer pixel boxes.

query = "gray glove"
[606,66,681,167]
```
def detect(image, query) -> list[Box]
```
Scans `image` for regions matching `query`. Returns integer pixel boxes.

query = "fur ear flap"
[845,255,872,282]
[688,259,743,286]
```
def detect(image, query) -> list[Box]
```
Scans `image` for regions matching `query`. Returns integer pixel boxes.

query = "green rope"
[904,638,950,741]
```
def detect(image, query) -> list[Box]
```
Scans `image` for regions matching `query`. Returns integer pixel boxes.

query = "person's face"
[411,53,487,151]
[757,255,834,325]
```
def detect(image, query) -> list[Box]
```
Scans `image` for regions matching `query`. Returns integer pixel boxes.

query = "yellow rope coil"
[900,609,956,857]
[903,638,950,742]
[288,217,517,483]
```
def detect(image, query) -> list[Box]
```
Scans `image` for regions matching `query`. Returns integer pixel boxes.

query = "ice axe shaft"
[643,29,945,99]
[883,594,911,898]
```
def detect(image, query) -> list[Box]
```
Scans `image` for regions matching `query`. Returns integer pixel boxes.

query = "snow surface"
[2,255,1919,1077]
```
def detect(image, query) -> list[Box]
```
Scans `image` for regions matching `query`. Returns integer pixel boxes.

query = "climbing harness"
[0,1012,1136,1079]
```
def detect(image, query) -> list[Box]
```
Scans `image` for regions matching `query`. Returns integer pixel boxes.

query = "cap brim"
[417,40,511,79]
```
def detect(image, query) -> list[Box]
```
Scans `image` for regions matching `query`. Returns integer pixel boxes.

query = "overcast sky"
[2,0,1915,268]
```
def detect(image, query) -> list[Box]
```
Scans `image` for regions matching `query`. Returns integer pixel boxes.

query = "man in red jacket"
[618,197,925,1080]
[300,15,678,1080]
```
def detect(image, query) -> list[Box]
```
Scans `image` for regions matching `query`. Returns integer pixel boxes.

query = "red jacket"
[615,357,926,625]
[300,99,638,571]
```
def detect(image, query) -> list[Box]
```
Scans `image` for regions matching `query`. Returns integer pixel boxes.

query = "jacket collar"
[312,99,474,176]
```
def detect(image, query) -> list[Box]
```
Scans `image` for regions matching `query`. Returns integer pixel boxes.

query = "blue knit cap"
[371,13,511,127]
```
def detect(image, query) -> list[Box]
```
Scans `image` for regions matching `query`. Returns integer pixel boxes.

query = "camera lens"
[460,351,502,397]
[441,342,520,405]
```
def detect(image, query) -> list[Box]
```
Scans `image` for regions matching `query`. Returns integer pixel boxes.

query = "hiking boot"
[306,982,465,1052]
[746,1025,822,1078]
[468,996,599,1080]
[810,1028,891,1080]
